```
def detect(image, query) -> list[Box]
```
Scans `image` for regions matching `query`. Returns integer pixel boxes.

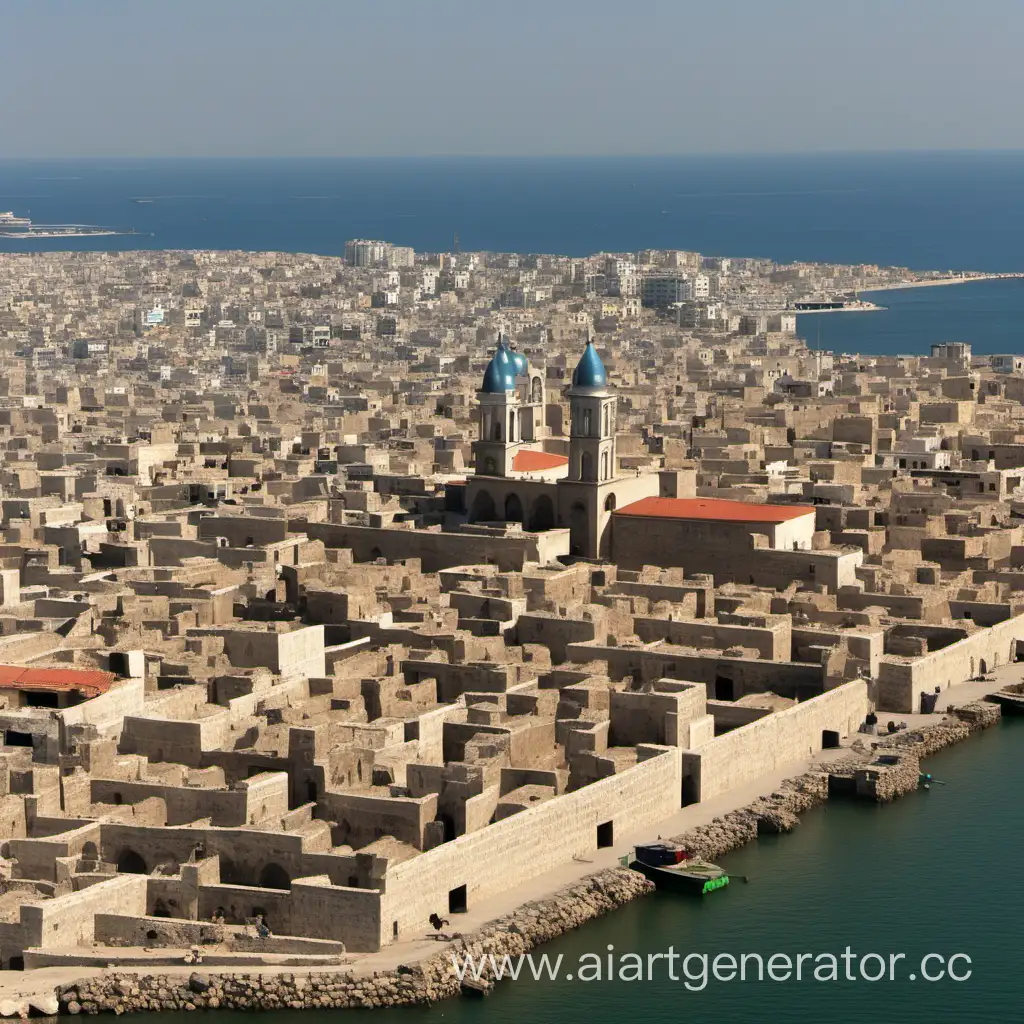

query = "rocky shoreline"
[57,869,654,1013]
[52,701,1001,1015]
[668,701,1001,860]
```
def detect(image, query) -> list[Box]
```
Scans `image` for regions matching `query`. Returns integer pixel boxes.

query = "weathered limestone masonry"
[669,702,1002,860]
[46,704,1000,1017]
[56,869,653,1013]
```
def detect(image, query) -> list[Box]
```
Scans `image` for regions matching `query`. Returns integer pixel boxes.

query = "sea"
[2,151,1024,355]
[4,152,1024,1021]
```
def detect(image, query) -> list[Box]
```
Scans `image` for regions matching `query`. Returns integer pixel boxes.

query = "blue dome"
[499,337,528,377]
[481,353,516,393]
[572,341,607,388]
[509,349,528,376]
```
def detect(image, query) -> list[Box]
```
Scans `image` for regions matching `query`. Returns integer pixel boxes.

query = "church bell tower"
[472,336,525,477]
[566,331,617,484]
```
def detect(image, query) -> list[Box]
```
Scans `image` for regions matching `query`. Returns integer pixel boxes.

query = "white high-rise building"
[344,240,389,267]
[345,239,416,268]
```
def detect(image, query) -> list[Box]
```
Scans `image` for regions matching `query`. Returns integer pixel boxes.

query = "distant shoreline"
[861,272,1024,293]
[789,273,1024,316]
[0,230,136,240]
[792,302,885,315]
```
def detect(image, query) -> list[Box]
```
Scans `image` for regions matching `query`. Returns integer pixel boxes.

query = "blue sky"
[3,0,1022,157]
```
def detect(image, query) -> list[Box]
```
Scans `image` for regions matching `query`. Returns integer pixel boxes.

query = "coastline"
[771,273,1023,319]
[0,231,135,240]
[792,302,885,315]
[5,685,1006,1016]
[786,272,1024,321]
[858,272,1024,293]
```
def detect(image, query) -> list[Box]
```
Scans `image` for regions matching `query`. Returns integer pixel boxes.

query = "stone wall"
[610,514,861,592]
[55,868,653,1014]
[380,747,680,949]
[877,613,1024,712]
[672,701,1001,859]
[17,876,147,958]
[684,681,870,802]
[119,713,231,768]
[566,641,829,700]
[632,616,791,661]
[305,521,570,572]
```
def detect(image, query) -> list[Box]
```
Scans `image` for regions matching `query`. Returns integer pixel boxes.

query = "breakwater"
[49,701,1001,1016]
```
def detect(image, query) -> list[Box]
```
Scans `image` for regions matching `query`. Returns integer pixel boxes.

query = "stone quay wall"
[51,701,1001,1016]
[668,701,1001,860]
[57,868,654,1014]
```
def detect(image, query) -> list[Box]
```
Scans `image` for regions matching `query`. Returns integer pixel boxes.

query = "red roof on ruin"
[0,665,115,698]
[614,496,815,524]
[512,450,569,472]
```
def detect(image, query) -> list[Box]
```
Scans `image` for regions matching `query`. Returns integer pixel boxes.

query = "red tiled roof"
[512,450,570,472]
[614,496,815,524]
[0,665,115,698]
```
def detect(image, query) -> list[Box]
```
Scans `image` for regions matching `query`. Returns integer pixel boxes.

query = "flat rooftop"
[615,496,816,524]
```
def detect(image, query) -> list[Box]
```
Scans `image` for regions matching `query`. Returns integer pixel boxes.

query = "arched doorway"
[504,493,524,522]
[570,502,589,557]
[117,850,148,875]
[469,490,496,522]
[258,863,291,890]
[529,494,555,531]
[219,858,245,885]
[604,493,617,511]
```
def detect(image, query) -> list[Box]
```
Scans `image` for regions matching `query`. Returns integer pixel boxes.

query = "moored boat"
[627,842,730,895]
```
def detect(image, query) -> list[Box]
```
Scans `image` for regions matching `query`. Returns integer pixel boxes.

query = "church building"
[464,333,661,558]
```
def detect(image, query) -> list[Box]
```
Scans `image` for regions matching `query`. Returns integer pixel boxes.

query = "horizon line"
[3,147,1024,162]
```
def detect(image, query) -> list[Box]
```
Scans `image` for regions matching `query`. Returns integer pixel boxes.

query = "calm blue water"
[3,152,1023,355]
[1,152,1024,268]
[799,277,1024,355]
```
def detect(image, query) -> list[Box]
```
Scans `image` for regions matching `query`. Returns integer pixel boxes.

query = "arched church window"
[601,451,609,480]
[583,409,592,435]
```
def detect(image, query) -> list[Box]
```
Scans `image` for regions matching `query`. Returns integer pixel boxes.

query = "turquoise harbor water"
[118,719,1022,1024]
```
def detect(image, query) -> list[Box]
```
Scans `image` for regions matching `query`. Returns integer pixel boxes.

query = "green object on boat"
[701,875,730,895]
